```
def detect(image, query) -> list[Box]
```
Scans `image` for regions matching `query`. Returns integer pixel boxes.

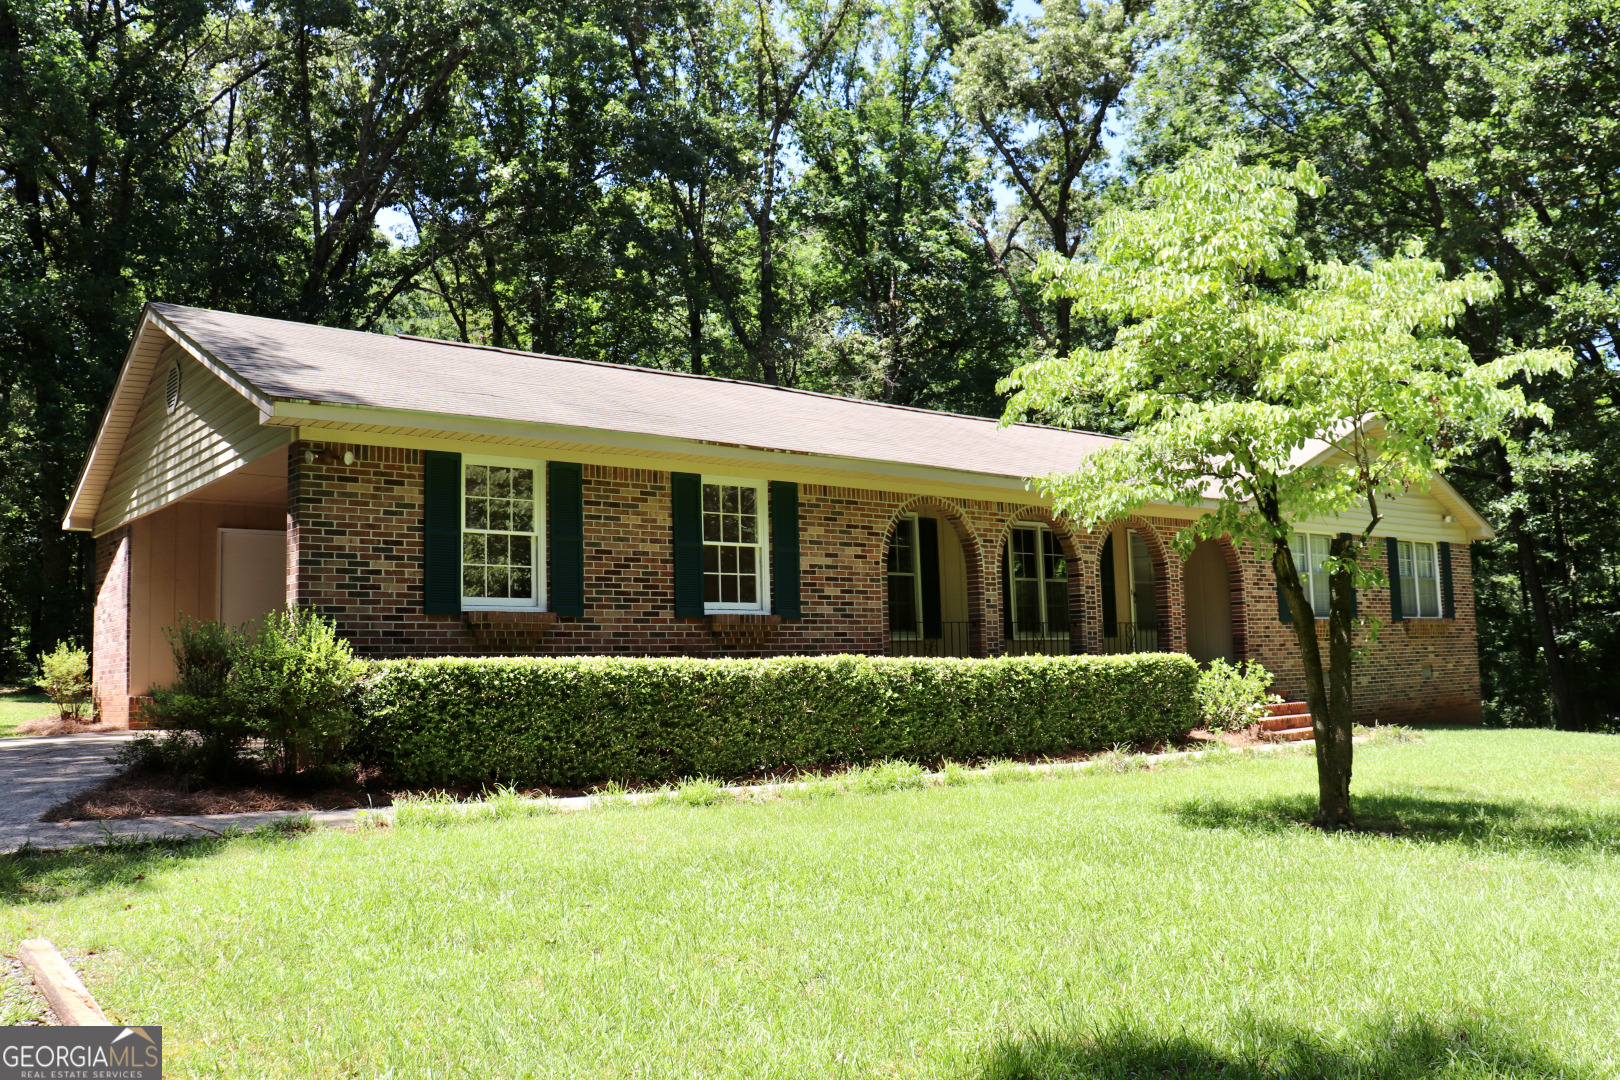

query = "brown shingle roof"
[151,303,1117,479]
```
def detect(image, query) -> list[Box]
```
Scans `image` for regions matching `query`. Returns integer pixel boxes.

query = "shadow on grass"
[1173,789,1620,857]
[0,830,279,906]
[976,1016,1589,1080]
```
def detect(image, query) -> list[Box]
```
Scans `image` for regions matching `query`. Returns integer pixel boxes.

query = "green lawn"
[0,686,55,736]
[5,729,1620,1078]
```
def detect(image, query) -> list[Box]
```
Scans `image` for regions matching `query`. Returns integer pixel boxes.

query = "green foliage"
[35,642,90,721]
[139,612,366,780]
[356,653,1200,789]
[1196,660,1278,734]
[230,611,368,776]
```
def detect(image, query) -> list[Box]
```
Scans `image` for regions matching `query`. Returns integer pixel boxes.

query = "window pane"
[740,509,757,544]
[722,513,739,543]
[739,547,755,574]
[1043,531,1066,580]
[1398,541,1413,580]
[463,565,483,596]
[722,486,739,515]
[1311,570,1330,617]
[489,534,509,563]
[463,533,485,563]
[511,566,532,598]
[491,467,511,499]
[889,575,917,632]
[466,499,487,529]
[740,574,757,604]
[488,566,510,596]
[721,574,738,603]
[703,484,719,513]
[512,500,533,532]
[512,469,533,500]
[704,572,719,603]
[721,546,737,574]
[740,487,755,517]
[1045,581,1069,631]
[1012,529,1036,579]
[888,521,913,573]
[511,535,531,568]
[465,465,487,497]
[489,500,510,531]
[1015,579,1042,630]
[704,512,720,542]
[1310,534,1331,575]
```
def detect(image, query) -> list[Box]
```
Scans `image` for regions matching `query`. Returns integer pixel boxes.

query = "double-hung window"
[702,478,768,610]
[887,515,921,636]
[1009,525,1068,636]
[1289,532,1333,618]
[1397,540,1441,618]
[462,458,543,609]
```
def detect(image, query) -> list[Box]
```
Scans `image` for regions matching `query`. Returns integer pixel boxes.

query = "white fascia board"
[63,310,168,531]
[147,306,274,415]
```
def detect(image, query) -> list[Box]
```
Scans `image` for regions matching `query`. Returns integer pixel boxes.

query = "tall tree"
[1134,0,1620,727]
[952,0,1150,353]
[1003,151,1563,825]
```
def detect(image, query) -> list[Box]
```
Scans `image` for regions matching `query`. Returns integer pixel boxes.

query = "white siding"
[1297,486,1473,545]
[94,347,289,535]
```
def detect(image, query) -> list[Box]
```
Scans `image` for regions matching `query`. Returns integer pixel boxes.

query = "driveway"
[0,732,140,852]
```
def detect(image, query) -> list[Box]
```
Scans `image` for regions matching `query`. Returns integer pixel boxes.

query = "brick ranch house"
[66,303,1492,728]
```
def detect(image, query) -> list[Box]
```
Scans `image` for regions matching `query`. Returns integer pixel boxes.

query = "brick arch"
[1184,533,1249,662]
[995,507,1093,654]
[1087,516,1180,655]
[881,496,988,656]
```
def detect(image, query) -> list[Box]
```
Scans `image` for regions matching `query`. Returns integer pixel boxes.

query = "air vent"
[164,362,181,414]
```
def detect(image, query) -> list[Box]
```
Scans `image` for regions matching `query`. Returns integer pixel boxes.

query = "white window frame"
[461,454,546,612]
[1008,522,1069,638]
[701,475,770,614]
[1289,532,1334,618]
[887,513,925,639]
[1398,540,1442,619]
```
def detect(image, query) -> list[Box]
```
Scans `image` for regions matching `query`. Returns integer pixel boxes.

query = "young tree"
[1000,150,1564,827]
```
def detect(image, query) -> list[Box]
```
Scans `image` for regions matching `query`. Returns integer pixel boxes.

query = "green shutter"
[671,472,704,617]
[548,462,584,616]
[918,516,942,639]
[1338,533,1358,618]
[769,480,801,619]
[1386,536,1404,622]
[1440,540,1456,619]
[1100,534,1118,635]
[423,450,462,616]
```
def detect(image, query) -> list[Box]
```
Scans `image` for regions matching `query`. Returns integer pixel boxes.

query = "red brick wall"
[285,439,1481,721]
[1242,540,1482,724]
[93,526,132,728]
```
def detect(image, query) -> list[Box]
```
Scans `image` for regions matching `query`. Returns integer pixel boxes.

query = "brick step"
[1259,725,1315,743]
[1265,700,1310,718]
[1258,712,1312,732]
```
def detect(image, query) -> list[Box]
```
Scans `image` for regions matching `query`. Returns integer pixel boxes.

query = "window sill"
[706,613,782,639]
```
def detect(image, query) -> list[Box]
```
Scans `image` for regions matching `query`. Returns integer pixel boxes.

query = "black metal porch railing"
[885,621,977,658]
[1003,623,1076,656]
[1102,621,1162,655]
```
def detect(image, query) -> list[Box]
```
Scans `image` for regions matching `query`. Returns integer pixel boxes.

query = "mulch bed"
[43,771,391,822]
[41,728,1277,822]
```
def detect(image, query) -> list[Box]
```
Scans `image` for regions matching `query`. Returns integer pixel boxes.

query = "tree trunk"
[1515,513,1581,730]
[1272,539,1353,828]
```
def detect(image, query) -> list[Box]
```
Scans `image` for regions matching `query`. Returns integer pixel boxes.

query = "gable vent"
[164,362,181,414]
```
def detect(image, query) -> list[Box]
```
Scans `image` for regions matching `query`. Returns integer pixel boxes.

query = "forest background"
[1,0,1614,727]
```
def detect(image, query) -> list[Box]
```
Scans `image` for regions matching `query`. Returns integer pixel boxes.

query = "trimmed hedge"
[357,653,1199,788]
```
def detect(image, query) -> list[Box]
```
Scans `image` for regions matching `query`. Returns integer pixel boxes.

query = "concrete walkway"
[1,733,143,852]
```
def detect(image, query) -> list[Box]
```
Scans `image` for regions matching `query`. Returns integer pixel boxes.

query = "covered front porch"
[882,511,1243,663]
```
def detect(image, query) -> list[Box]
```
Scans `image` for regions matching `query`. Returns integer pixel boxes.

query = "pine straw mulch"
[42,769,391,822]
[15,715,115,738]
[40,729,1279,823]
